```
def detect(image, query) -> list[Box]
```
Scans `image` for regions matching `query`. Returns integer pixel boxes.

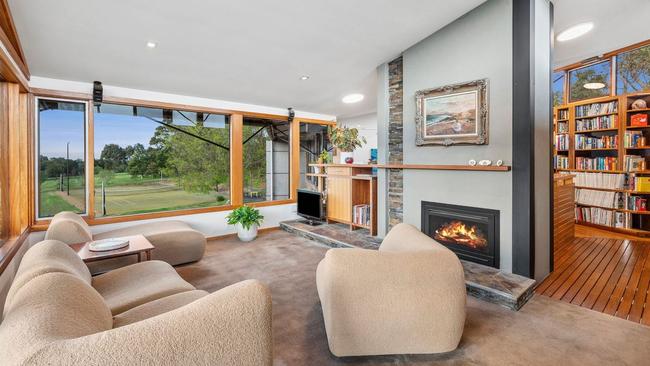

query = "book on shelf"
[556,121,569,133]
[626,196,647,211]
[555,134,569,150]
[625,131,646,148]
[574,135,617,149]
[630,113,648,127]
[554,155,569,169]
[562,171,627,189]
[575,206,617,227]
[575,157,617,171]
[575,115,618,131]
[575,189,624,209]
[353,204,371,226]
[557,109,568,120]
[624,155,646,171]
[630,176,650,192]
[575,101,617,118]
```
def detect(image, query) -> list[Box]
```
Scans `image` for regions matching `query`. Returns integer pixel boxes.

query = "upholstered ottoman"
[45,212,206,273]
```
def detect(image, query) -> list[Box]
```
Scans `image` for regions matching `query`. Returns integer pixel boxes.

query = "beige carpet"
[175,230,650,366]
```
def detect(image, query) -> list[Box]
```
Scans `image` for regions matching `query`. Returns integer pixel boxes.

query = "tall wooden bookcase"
[554,91,650,236]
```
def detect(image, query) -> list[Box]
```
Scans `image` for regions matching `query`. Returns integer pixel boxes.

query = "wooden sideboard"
[307,164,377,236]
[554,174,575,249]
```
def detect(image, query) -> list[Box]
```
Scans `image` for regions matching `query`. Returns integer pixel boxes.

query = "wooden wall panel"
[230,114,244,206]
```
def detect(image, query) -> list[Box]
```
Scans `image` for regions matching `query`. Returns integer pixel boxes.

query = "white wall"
[29,76,336,122]
[377,0,514,271]
[338,113,378,164]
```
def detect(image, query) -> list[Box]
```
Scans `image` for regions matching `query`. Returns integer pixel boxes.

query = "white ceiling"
[553,0,650,68]
[9,0,485,119]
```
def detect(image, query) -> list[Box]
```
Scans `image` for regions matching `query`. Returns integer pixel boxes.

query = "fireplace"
[421,201,499,268]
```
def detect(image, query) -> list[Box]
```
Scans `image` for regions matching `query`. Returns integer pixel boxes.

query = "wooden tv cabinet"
[307,164,377,236]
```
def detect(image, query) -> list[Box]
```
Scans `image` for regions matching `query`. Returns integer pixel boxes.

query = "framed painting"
[415,78,488,146]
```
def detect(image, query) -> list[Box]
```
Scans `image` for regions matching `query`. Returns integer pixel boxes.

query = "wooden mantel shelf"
[308,163,511,172]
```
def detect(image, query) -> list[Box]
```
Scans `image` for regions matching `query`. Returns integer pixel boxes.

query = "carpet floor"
[175,230,650,366]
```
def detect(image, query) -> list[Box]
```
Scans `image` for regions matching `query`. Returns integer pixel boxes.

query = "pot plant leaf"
[226,205,264,230]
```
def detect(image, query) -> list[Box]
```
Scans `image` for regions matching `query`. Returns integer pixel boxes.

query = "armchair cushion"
[44,211,93,244]
[113,290,208,328]
[92,260,195,315]
[317,241,466,356]
[3,240,91,316]
[379,222,448,253]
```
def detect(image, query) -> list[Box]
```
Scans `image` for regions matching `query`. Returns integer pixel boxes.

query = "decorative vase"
[339,151,354,164]
[236,223,258,242]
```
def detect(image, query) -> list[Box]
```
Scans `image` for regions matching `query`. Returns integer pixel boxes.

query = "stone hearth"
[280,220,535,310]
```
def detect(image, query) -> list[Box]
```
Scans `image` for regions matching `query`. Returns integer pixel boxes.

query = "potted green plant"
[226,205,264,242]
[328,125,366,164]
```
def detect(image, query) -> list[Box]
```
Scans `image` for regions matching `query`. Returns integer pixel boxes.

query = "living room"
[0,0,649,365]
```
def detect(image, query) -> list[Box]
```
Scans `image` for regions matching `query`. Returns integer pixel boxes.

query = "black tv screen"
[297,189,322,220]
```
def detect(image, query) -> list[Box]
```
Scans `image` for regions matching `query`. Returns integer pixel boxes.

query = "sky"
[39,105,228,160]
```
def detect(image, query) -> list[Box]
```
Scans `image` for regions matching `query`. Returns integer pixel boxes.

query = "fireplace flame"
[434,220,487,249]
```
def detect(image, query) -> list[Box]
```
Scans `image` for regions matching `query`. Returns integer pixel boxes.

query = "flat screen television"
[297,189,323,223]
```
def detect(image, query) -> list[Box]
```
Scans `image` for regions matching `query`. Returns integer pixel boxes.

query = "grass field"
[40,172,240,217]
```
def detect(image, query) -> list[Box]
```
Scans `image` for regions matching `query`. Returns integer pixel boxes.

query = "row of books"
[557,109,569,120]
[628,176,650,192]
[626,196,648,211]
[575,207,623,227]
[623,155,647,171]
[575,135,617,149]
[575,189,624,209]
[554,155,569,169]
[575,101,617,118]
[575,115,618,131]
[556,121,569,133]
[353,204,371,227]
[568,172,627,189]
[575,157,617,171]
[624,131,647,148]
[555,134,569,150]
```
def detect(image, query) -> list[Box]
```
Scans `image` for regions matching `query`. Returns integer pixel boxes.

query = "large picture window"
[93,103,230,217]
[299,123,332,190]
[552,71,566,106]
[242,117,290,203]
[569,60,612,102]
[36,99,87,218]
[616,44,650,95]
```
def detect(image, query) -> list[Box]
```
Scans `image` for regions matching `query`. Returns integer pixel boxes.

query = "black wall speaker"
[93,81,103,104]
[288,107,295,122]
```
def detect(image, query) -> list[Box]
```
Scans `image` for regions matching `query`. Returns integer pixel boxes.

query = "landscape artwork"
[424,91,478,138]
[415,78,488,146]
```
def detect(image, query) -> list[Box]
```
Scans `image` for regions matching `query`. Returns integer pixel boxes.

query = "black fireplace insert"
[421,201,500,268]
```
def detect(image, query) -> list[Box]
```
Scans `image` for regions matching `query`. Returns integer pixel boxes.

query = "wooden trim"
[0,0,27,73]
[230,114,244,206]
[87,101,94,219]
[247,199,295,208]
[298,118,337,125]
[0,227,29,274]
[602,39,650,59]
[29,89,336,125]
[205,226,280,241]
[290,118,301,200]
[309,163,511,171]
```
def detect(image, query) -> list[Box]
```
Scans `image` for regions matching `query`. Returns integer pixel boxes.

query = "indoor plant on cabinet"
[226,205,264,242]
[328,125,366,164]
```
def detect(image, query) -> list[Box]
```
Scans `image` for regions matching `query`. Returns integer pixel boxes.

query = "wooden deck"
[536,234,650,325]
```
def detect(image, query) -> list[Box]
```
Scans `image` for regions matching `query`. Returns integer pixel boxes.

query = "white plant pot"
[236,223,258,242]
[339,151,354,164]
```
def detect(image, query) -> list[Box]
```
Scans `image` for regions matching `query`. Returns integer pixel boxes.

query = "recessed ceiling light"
[300,75,310,81]
[557,22,594,42]
[342,93,364,104]
[146,41,157,49]
[584,82,605,90]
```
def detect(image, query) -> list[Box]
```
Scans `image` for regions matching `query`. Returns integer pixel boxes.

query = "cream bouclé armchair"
[316,223,466,357]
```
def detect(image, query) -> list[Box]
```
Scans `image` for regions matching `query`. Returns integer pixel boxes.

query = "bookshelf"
[554,92,650,236]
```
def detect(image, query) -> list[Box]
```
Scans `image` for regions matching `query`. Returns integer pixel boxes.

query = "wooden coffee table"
[70,235,155,263]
